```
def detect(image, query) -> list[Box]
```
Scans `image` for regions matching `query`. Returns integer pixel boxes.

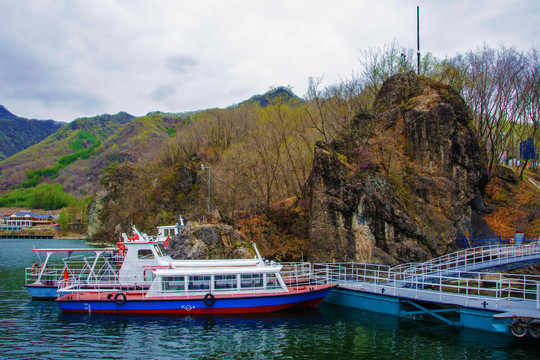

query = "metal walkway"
[389,244,540,287]
[393,244,540,273]
[312,245,540,338]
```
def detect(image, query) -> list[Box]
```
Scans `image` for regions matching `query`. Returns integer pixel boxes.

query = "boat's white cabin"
[146,264,288,296]
[117,225,263,282]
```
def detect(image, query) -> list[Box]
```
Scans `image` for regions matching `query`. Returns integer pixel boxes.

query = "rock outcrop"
[308,72,488,265]
[167,223,254,259]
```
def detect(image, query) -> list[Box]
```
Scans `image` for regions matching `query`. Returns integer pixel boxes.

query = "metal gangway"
[389,244,540,288]
[312,261,540,337]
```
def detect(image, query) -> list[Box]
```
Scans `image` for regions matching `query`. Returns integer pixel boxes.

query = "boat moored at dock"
[56,262,336,315]
[26,222,187,299]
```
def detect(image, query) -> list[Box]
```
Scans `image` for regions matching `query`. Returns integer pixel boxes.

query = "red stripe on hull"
[61,303,294,315]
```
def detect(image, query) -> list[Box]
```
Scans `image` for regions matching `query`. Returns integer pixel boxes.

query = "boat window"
[153,244,164,257]
[188,275,211,291]
[266,273,280,289]
[138,249,154,259]
[215,275,236,290]
[240,274,264,289]
[163,276,185,291]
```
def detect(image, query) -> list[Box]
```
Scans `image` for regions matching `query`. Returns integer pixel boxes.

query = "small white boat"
[25,220,264,299]
[26,222,186,299]
[57,261,336,315]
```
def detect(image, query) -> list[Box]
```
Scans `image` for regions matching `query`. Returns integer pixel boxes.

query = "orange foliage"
[484,176,540,237]
[237,215,270,241]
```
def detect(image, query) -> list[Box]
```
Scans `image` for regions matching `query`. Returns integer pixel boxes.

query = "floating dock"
[0,234,54,239]
[314,244,540,339]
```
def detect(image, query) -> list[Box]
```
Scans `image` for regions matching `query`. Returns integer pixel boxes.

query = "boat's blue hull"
[57,286,335,315]
[26,285,57,300]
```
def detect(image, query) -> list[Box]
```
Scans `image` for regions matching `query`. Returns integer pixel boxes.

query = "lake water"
[1,238,539,359]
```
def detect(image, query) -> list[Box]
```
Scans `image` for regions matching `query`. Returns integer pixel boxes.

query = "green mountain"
[0,105,64,161]
[237,87,302,107]
[0,111,187,197]
[0,88,302,198]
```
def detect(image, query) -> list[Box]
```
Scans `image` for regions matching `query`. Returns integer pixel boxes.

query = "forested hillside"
[0,111,186,196]
[0,43,538,260]
[0,106,63,161]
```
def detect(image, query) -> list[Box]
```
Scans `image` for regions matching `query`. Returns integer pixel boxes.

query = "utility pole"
[417,5,421,75]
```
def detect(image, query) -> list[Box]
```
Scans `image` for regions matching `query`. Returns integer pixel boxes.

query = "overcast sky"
[1,0,538,123]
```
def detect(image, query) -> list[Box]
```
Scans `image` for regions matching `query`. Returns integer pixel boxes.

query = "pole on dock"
[417,5,420,75]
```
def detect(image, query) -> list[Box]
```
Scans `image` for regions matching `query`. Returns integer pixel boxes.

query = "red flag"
[63,268,69,281]
[164,236,170,247]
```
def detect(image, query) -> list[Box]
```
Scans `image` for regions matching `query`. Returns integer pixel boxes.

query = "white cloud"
[0,0,537,122]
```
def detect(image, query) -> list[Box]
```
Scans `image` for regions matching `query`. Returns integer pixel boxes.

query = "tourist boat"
[25,220,263,299]
[26,222,187,299]
[56,261,336,315]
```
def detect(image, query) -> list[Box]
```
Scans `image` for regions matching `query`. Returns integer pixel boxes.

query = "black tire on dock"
[510,318,528,338]
[114,292,127,305]
[528,319,540,338]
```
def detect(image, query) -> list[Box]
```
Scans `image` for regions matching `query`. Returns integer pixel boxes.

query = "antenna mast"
[417,5,420,74]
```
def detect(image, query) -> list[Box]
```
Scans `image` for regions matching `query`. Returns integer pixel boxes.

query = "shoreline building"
[1,211,55,231]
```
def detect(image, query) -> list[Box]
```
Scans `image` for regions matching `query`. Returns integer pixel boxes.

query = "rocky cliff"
[166,222,254,260]
[308,72,489,265]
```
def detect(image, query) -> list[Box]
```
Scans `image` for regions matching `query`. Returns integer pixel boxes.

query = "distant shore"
[0,207,87,240]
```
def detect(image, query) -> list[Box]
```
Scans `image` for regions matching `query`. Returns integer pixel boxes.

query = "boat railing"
[280,262,313,286]
[313,262,540,307]
[537,281,540,310]
[25,252,122,287]
[62,254,119,284]
[25,266,65,286]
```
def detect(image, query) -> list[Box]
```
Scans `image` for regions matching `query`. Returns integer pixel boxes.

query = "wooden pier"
[0,234,54,239]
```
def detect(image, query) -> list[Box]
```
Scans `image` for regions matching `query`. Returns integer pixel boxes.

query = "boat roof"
[169,259,260,267]
[30,248,119,252]
[154,264,282,276]
[118,240,164,245]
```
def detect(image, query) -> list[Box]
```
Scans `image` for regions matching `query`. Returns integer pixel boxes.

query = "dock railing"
[389,244,540,279]
[312,262,540,309]
[312,263,392,286]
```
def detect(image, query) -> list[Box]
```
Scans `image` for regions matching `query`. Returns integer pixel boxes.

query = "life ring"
[528,319,540,338]
[114,292,127,305]
[203,293,216,307]
[510,318,528,338]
